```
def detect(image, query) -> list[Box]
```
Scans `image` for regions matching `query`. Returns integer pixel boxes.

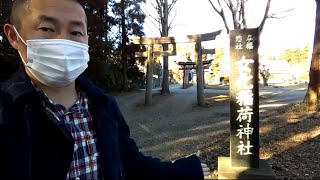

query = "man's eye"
[39,27,53,32]
[71,31,83,36]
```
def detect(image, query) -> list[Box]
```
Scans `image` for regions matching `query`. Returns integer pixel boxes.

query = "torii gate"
[178,60,213,89]
[178,46,217,89]
[130,30,221,106]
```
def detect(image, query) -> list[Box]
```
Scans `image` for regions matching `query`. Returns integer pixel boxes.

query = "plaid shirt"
[34,85,100,180]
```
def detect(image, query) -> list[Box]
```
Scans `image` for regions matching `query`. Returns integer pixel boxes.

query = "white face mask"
[13,26,90,87]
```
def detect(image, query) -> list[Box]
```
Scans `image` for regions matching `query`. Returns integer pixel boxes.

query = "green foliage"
[111,0,146,43]
[83,59,123,92]
[78,0,115,60]
[152,58,162,76]
[111,0,146,91]
[127,65,144,79]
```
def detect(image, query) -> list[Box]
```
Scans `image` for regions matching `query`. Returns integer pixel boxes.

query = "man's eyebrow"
[70,20,86,29]
[37,15,86,29]
[38,15,58,24]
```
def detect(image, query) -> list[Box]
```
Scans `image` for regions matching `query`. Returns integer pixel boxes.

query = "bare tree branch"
[238,3,242,28]
[150,1,161,17]
[207,0,221,14]
[259,0,271,35]
[236,1,241,28]
[207,0,230,33]
[208,0,293,36]
[236,0,241,12]
[168,24,181,31]
[168,8,178,30]
[227,0,235,10]
[168,8,177,32]
[147,0,180,36]
[141,4,161,28]
[155,0,162,17]
[228,0,238,29]
[223,0,231,9]
[241,0,247,28]
[168,0,178,14]
[267,8,294,18]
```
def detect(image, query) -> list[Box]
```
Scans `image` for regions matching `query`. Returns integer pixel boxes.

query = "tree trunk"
[161,0,170,94]
[121,0,129,91]
[161,45,170,94]
[304,0,320,111]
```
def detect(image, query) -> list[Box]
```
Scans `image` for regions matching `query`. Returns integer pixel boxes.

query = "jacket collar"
[1,66,108,105]
[76,76,109,105]
[0,66,36,102]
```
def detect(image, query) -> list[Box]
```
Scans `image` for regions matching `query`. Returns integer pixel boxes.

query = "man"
[0,0,210,179]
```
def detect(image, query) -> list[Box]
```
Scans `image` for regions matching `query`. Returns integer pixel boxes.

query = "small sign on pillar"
[229,28,259,168]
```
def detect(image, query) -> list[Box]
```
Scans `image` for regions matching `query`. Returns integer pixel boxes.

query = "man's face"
[5,0,88,62]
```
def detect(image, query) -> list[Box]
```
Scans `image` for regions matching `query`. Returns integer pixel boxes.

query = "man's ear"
[3,24,20,50]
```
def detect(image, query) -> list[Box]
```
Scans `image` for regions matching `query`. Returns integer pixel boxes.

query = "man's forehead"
[24,0,87,25]
[29,0,86,19]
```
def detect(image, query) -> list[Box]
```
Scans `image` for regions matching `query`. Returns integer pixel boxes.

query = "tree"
[112,0,146,91]
[304,0,320,111]
[144,0,179,94]
[81,0,145,92]
[207,0,292,35]
[259,65,270,86]
[279,45,310,67]
[79,0,113,60]
[79,0,123,92]
[207,0,294,87]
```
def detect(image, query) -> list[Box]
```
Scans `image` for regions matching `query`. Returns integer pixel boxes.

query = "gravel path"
[114,83,320,179]
[115,84,230,160]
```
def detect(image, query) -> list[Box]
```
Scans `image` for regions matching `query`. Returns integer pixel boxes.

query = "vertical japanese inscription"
[230,29,259,168]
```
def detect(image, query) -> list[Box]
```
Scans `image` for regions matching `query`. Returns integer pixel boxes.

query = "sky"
[1,0,315,58]
[142,0,316,58]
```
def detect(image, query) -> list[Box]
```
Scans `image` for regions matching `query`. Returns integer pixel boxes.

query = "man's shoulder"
[0,82,12,104]
[0,83,11,104]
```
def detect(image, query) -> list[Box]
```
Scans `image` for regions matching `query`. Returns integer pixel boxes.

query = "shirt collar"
[31,81,87,113]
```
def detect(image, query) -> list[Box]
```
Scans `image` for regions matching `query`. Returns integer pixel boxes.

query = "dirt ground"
[114,83,320,179]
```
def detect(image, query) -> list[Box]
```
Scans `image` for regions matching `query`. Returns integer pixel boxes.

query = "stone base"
[218,157,276,179]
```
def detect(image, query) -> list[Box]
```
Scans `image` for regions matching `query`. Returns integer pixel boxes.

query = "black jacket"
[0,68,204,180]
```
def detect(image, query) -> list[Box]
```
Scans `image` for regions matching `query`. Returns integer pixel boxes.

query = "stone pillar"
[195,39,205,106]
[218,28,276,179]
[145,44,153,105]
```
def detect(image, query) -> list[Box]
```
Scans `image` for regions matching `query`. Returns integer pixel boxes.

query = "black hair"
[9,0,31,30]
[9,0,85,31]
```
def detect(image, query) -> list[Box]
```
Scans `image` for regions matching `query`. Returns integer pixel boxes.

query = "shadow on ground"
[114,84,315,179]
